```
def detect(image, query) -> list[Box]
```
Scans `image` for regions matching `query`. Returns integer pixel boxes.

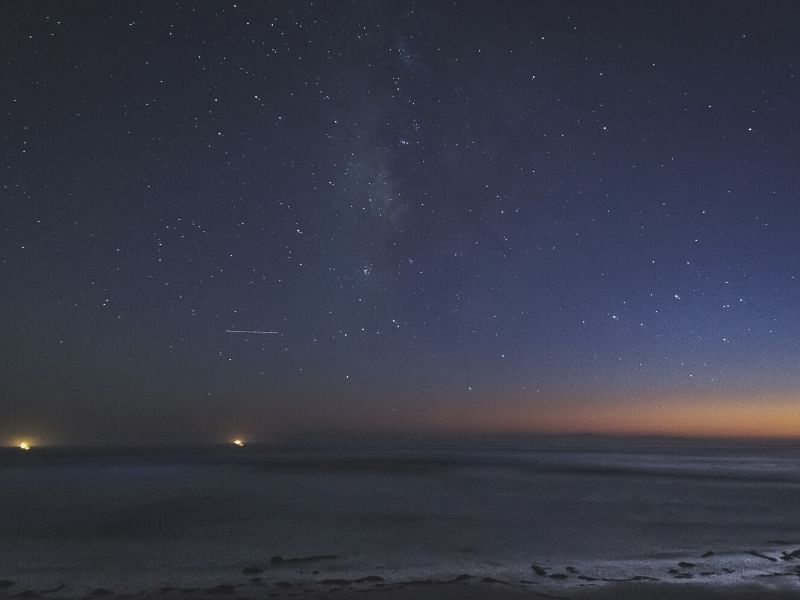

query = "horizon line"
[6,430,800,450]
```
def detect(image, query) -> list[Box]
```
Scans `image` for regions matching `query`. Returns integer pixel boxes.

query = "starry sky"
[2,1,800,445]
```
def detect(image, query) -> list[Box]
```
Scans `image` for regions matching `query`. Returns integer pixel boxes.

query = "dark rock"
[480,577,505,584]
[678,561,695,568]
[0,581,15,590]
[674,573,693,579]
[531,564,547,576]
[353,576,384,583]
[271,555,338,565]
[14,591,40,599]
[781,549,800,561]
[750,550,778,562]
[577,576,597,582]
[453,575,472,582]
[700,571,716,576]
[274,582,293,588]
[701,551,715,558]
[667,568,679,575]
[566,566,579,574]
[402,579,438,587]
[91,589,113,597]
[158,587,175,595]
[319,579,351,586]
[207,584,236,594]
[242,566,263,575]
[548,573,568,580]
[597,576,659,583]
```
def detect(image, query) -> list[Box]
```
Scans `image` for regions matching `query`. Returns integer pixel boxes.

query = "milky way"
[1,2,799,444]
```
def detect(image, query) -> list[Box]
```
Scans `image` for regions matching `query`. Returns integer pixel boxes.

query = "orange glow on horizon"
[416,393,800,439]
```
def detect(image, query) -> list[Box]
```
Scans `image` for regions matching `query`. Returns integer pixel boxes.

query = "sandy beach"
[2,550,799,600]
[3,576,800,600]
[326,581,800,600]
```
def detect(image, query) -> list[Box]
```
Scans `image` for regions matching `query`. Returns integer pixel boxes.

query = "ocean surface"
[1,438,800,594]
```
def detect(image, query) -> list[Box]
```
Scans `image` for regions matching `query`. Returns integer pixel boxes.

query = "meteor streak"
[226,329,278,335]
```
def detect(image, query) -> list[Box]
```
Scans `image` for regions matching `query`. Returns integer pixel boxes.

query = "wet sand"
[164,580,800,600]
[3,575,799,600]
[3,545,800,600]
[321,582,800,599]
[324,583,800,599]
[3,546,800,600]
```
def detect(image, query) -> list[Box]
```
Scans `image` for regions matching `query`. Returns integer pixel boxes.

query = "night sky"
[2,1,800,445]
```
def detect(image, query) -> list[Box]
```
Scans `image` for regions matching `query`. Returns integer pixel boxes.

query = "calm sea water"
[1,439,799,591]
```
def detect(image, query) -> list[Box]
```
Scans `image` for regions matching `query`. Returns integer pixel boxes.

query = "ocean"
[1,438,799,594]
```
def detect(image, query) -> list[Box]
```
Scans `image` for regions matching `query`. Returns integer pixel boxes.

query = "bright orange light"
[232,438,245,447]
[19,441,31,451]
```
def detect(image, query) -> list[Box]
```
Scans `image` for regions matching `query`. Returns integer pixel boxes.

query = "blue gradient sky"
[2,1,799,444]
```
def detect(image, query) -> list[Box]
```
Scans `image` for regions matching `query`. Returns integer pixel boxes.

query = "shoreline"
[2,559,799,600]
[2,578,799,600]
[2,545,800,598]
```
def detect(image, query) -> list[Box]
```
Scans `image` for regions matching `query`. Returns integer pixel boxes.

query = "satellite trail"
[226,329,278,335]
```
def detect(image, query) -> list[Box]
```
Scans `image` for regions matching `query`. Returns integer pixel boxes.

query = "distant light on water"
[232,439,245,447]
[18,441,31,451]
